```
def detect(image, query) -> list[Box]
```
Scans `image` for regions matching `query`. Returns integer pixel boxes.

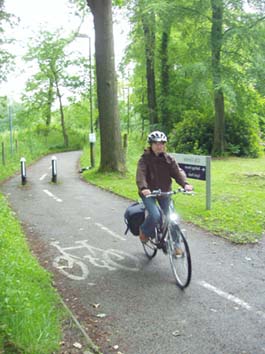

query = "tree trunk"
[160,26,171,132]
[87,0,126,173]
[54,78,68,147]
[45,78,54,131]
[211,0,225,155]
[141,9,158,128]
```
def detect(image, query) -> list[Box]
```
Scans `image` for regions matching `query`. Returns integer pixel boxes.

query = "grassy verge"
[81,134,265,244]
[0,127,86,181]
[0,195,63,353]
[0,128,86,353]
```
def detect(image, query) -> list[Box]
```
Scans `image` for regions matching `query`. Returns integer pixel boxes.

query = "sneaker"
[139,229,149,243]
[175,247,183,256]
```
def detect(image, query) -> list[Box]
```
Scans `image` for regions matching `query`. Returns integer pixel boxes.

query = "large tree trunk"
[141,9,158,128]
[160,26,171,133]
[211,0,225,155]
[87,0,126,173]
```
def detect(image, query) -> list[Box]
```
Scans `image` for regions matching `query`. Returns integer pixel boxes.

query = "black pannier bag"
[124,202,145,236]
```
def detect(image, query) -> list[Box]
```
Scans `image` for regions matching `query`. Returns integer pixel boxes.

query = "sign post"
[171,153,211,210]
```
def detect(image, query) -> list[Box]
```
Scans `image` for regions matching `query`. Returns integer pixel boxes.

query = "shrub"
[225,112,262,157]
[168,109,263,157]
[168,110,214,154]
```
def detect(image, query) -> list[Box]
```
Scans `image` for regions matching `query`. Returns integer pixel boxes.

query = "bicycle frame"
[146,190,182,247]
[143,189,192,288]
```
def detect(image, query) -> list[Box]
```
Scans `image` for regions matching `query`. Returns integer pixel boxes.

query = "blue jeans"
[140,196,178,243]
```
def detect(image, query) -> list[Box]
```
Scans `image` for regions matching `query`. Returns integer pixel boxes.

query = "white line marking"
[43,189,63,203]
[198,280,252,310]
[51,240,139,281]
[95,222,125,241]
[198,280,265,320]
[39,173,48,181]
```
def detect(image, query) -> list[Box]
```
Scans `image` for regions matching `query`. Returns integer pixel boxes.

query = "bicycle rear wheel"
[168,225,192,289]
[142,239,157,259]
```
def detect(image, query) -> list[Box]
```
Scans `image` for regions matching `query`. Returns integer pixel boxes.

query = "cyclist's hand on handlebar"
[184,184,193,192]
[141,189,151,196]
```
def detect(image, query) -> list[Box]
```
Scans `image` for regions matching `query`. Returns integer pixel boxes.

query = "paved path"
[1,151,265,354]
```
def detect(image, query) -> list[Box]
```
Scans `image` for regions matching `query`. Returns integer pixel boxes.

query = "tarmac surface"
[1,150,265,354]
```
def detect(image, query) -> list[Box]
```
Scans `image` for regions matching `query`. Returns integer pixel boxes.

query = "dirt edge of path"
[24,223,119,354]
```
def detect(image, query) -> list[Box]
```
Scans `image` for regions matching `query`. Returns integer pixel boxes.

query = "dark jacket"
[136,148,187,194]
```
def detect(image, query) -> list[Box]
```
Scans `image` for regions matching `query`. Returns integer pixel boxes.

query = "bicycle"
[141,189,192,289]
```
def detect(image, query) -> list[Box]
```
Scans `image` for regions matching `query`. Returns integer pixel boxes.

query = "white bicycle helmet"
[148,130,167,144]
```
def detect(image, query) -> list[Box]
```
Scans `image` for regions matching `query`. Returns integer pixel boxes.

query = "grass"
[0,128,87,181]
[0,128,87,353]
[0,194,63,353]
[81,134,265,244]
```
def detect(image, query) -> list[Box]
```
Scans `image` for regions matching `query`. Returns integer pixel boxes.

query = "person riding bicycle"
[136,130,193,255]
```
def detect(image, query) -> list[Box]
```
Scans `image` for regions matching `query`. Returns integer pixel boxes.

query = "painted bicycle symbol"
[51,240,140,281]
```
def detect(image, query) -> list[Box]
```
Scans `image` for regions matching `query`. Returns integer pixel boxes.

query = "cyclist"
[136,130,193,254]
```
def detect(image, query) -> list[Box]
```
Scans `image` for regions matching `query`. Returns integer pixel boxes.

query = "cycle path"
[1,151,265,354]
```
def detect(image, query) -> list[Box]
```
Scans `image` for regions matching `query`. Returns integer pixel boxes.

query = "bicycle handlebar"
[146,188,194,198]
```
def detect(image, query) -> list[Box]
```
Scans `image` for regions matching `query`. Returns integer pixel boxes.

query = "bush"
[259,115,265,141]
[168,109,263,157]
[168,110,214,154]
[225,112,262,157]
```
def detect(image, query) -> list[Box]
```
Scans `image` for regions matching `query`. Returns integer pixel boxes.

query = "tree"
[86,0,126,173]
[211,0,225,155]
[124,0,265,155]
[210,0,265,155]
[24,30,89,146]
[0,0,15,82]
[140,2,158,127]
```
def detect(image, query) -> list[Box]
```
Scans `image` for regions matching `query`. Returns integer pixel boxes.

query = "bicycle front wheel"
[168,225,192,289]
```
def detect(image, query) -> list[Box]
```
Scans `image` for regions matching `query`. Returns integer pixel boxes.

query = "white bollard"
[20,157,26,185]
[51,156,57,183]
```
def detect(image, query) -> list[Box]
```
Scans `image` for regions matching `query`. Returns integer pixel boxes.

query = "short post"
[205,156,211,210]
[89,133,96,168]
[51,156,57,183]
[20,157,26,185]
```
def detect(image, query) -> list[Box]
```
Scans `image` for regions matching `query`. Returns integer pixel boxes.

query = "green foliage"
[0,1,16,82]
[0,126,86,182]
[22,29,90,133]
[260,115,265,141]
[225,112,262,157]
[167,108,262,157]
[168,110,214,154]
[121,0,265,156]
